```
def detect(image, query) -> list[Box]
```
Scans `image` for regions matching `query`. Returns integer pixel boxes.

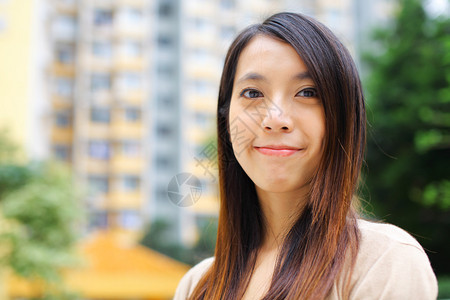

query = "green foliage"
[438,276,450,299]
[0,163,82,280]
[363,0,450,274]
[0,133,83,299]
[0,129,18,163]
[140,219,188,262]
[140,217,217,266]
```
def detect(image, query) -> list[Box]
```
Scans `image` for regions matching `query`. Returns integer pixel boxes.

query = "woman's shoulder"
[343,219,438,299]
[357,218,424,250]
[173,257,215,300]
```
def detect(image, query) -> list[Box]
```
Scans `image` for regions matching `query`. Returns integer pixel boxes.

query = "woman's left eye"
[296,88,318,98]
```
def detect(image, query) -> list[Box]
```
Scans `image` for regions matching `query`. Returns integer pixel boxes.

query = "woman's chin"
[254,179,303,194]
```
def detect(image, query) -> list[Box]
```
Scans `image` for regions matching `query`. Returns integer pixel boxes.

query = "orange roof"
[8,231,190,299]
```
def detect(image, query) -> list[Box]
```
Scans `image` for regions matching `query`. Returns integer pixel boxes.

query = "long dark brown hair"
[190,12,366,300]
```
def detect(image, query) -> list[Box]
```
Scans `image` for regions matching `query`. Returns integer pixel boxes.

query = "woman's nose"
[261,99,293,133]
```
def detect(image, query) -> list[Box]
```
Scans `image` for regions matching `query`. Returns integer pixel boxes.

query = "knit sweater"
[174,220,438,299]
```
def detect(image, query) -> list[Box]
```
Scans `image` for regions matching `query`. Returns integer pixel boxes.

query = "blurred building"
[49,0,152,239]
[45,0,395,245]
[0,0,49,159]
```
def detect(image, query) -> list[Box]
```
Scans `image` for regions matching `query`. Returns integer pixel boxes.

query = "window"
[92,41,112,58]
[118,210,142,229]
[193,111,209,129]
[192,79,209,95]
[220,25,235,40]
[124,107,140,122]
[91,73,111,92]
[220,0,235,9]
[52,15,76,39]
[191,48,208,63]
[59,0,76,5]
[88,175,109,193]
[55,110,71,127]
[89,211,108,229]
[157,64,174,77]
[53,144,70,160]
[191,17,209,32]
[94,9,113,26]
[159,96,173,108]
[159,2,174,17]
[118,40,142,58]
[157,124,172,137]
[55,77,73,98]
[91,108,110,123]
[56,44,75,63]
[121,140,141,157]
[156,187,168,201]
[117,72,142,90]
[118,7,143,24]
[156,156,171,168]
[89,140,110,159]
[157,35,172,47]
[121,175,140,191]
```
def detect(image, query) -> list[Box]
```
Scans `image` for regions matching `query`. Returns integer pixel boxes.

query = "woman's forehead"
[233,35,310,85]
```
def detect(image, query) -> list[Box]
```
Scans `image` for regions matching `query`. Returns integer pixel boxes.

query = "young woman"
[174,12,437,300]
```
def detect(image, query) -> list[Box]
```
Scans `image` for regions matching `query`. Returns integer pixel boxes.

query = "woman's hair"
[190,12,366,300]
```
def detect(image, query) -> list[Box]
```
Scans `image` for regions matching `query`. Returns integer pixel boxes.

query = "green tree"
[0,132,83,299]
[363,0,450,274]
[140,217,217,266]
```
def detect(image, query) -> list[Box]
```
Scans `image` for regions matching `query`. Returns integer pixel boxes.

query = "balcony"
[110,121,144,139]
[115,0,148,7]
[107,191,142,209]
[86,123,110,139]
[116,91,145,106]
[110,155,144,174]
[51,127,73,143]
[112,57,146,72]
[52,62,75,77]
[86,158,110,173]
[51,0,77,15]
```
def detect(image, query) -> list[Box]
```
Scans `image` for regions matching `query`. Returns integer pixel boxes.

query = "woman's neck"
[255,186,308,251]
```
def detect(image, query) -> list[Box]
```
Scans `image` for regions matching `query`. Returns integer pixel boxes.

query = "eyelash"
[296,88,318,98]
[239,87,318,99]
[240,88,263,99]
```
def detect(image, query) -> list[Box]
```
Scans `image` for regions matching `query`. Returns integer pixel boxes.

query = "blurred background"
[0,0,448,299]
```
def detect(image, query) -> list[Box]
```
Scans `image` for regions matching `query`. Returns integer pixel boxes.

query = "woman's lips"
[254,146,301,157]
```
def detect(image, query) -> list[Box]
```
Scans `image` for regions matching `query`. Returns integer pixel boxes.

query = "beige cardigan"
[174,220,438,300]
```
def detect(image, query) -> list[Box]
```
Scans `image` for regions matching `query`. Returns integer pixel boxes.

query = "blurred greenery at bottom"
[0,130,84,299]
[439,276,450,299]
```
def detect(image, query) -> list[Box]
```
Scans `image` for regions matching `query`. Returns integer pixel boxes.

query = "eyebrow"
[235,71,312,85]
[294,71,312,80]
[235,72,267,84]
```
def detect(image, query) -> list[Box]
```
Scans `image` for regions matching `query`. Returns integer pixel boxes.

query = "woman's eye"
[241,89,263,99]
[296,88,318,98]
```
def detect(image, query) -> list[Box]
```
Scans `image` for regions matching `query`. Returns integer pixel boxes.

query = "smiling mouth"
[254,146,302,157]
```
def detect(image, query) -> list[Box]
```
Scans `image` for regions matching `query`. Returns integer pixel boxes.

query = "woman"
[174,12,437,299]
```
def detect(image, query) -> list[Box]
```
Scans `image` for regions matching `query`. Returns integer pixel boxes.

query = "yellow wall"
[0,0,34,150]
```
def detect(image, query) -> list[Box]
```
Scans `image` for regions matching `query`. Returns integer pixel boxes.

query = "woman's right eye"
[240,89,263,99]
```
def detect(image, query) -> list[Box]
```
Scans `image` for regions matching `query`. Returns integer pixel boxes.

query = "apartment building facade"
[47,0,393,244]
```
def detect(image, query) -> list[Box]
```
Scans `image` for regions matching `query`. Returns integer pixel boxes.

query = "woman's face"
[229,35,325,194]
